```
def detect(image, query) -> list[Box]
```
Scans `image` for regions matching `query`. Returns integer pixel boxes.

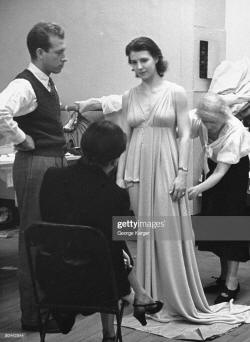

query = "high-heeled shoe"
[102,337,115,342]
[214,284,240,304]
[203,276,225,294]
[133,300,163,326]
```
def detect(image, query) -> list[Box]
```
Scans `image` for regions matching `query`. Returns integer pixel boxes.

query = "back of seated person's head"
[81,120,127,167]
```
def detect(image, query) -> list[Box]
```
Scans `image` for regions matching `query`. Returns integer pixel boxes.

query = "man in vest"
[0,22,67,332]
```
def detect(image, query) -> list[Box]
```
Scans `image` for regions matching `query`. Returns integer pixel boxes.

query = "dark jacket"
[39,158,132,297]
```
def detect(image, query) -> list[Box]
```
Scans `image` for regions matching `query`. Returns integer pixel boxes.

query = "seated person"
[40,120,162,341]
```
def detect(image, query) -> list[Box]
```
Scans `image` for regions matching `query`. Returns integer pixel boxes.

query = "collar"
[78,157,107,176]
[27,62,50,90]
[77,157,117,183]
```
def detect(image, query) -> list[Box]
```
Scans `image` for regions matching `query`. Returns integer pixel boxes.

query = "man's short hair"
[81,121,127,166]
[27,22,64,59]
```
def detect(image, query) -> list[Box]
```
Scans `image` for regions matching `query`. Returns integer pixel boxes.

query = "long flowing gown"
[118,80,250,325]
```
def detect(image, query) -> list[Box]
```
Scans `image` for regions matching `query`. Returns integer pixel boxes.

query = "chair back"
[25,221,120,313]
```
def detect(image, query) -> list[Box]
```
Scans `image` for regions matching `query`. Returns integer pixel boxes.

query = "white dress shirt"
[0,63,52,145]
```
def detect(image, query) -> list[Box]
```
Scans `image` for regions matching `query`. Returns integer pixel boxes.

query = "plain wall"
[226,0,250,60]
[193,0,226,99]
[0,0,194,105]
[191,0,226,213]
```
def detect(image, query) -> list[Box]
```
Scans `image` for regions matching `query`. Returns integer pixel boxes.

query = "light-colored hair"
[196,92,229,123]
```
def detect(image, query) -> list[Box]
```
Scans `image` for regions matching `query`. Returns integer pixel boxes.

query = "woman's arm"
[188,162,231,199]
[76,98,103,112]
[60,104,79,112]
[65,95,123,122]
[170,86,192,201]
[61,100,104,123]
[62,95,123,125]
[74,95,123,115]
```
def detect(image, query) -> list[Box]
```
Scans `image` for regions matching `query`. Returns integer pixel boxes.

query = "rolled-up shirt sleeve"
[216,129,250,164]
[0,79,37,145]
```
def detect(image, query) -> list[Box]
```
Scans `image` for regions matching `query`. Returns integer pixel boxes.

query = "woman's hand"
[74,100,89,113]
[74,99,102,114]
[188,162,230,200]
[169,172,187,201]
[117,179,127,189]
[188,185,201,200]
[123,250,133,270]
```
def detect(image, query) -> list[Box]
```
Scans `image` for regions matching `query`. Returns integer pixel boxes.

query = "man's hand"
[15,135,35,151]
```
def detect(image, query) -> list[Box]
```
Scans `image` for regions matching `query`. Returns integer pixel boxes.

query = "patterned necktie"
[48,77,58,97]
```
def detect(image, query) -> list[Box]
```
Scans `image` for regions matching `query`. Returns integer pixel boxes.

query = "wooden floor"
[1,230,250,342]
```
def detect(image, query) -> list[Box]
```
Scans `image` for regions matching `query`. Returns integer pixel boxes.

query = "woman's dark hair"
[125,37,168,77]
[81,121,127,166]
[27,22,64,60]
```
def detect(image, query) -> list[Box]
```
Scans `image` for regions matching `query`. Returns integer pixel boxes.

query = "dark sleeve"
[119,189,134,265]
[119,188,134,216]
[39,168,64,222]
[111,188,134,278]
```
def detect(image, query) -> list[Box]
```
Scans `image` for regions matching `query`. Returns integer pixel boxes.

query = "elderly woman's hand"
[188,185,202,200]
[169,172,187,201]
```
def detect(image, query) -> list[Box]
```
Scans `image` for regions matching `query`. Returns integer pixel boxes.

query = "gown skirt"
[122,81,250,323]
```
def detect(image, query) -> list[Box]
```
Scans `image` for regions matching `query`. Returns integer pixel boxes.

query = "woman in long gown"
[116,37,209,322]
[74,37,250,326]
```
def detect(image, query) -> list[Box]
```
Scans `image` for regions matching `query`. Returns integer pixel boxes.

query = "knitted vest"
[14,69,66,156]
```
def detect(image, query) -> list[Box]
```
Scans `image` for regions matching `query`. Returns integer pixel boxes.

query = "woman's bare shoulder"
[164,80,186,94]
